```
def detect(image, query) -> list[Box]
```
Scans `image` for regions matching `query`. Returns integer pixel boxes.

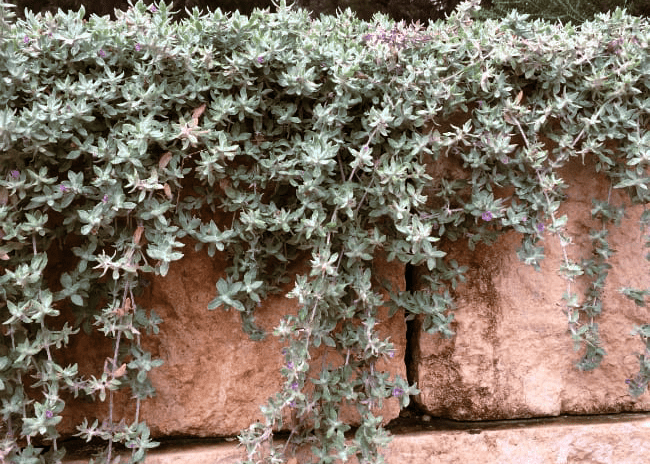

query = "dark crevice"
[386,411,650,435]
[402,262,428,423]
[60,411,650,457]
[403,263,417,389]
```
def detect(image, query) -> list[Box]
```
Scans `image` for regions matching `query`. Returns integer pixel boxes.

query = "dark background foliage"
[478,0,650,23]
[6,0,480,24]
[8,0,649,26]
[7,0,649,28]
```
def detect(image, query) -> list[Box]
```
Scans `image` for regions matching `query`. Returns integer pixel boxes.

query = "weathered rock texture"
[412,157,650,420]
[59,244,406,437]
[382,414,650,464]
[63,414,650,464]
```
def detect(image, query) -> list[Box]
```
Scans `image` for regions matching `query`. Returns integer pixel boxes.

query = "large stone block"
[412,158,650,420]
[59,242,406,437]
[63,414,650,464]
[383,414,650,464]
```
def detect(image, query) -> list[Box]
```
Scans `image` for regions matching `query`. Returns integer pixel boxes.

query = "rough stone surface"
[412,157,650,420]
[63,414,650,464]
[58,244,406,438]
[382,414,650,464]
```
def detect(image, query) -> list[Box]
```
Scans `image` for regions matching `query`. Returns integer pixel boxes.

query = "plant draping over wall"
[1,1,650,463]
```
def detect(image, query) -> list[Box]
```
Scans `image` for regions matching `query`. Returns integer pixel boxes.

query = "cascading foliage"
[1,0,650,463]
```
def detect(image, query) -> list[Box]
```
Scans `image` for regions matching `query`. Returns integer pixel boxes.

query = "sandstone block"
[412,158,650,420]
[63,414,650,464]
[383,414,650,464]
[59,242,406,438]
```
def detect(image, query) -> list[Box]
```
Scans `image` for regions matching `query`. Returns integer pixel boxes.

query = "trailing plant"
[1,1,650,463]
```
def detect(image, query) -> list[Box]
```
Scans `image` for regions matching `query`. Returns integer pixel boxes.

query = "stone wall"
[55,155,650,464]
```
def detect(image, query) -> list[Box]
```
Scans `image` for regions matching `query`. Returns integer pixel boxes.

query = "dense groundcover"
[2,1,650,462]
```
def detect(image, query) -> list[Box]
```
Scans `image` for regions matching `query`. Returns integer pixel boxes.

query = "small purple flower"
[481,210,493,222]
[537,223,545,233]
[501,156,509,164]
[59,184,68,192]
[23,35,29,44]
[289,400,296,408]
[388,350,394,358]
[149,5,157,12]
[392,387,404,397]
[286,361,294,369]
[45,410,53,419]
[135,43,141,51]
[102,194,108,203]
[626,374,644,389]
[10,170,19,179]
[257,56,264,64]
[98,49,106,58]
[291,381,299,391]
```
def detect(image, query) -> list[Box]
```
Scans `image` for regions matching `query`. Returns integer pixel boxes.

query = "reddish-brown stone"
[412,157,650,420]
[58,242,406,438]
